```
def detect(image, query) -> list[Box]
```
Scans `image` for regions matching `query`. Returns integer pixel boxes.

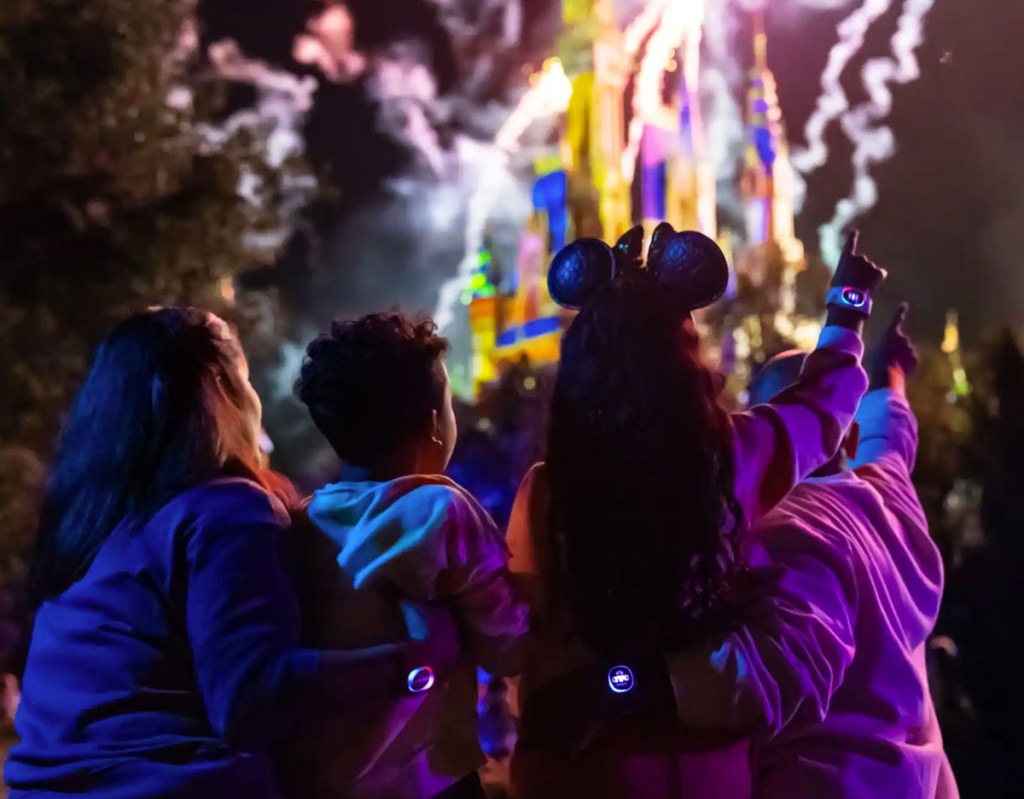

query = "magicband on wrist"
[607,665,636,695]
[827,286,873,317]
[406,666,435,694]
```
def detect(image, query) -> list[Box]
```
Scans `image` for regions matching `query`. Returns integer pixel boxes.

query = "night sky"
[202,0,1024,345]
[768,0,1024,342]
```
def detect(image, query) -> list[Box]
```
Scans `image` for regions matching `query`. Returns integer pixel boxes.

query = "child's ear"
[429,408,442,446]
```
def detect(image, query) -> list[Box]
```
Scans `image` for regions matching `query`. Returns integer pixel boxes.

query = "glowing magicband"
[407,666,436,694]
[607,665,636,694]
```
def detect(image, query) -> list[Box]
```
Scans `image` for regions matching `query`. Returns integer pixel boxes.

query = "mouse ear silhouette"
[646,222,676,269]
[547,237,616,311]
[646,230,729,311]
[612,225,645,276]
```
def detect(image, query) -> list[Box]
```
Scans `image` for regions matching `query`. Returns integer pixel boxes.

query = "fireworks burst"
[434,57,574,333]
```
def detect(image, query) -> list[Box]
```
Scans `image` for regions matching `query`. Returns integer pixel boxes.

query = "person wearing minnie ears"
[277,314,529,799]
[515,304,960,799]
[692,306,959,799]
[505,227,882,799]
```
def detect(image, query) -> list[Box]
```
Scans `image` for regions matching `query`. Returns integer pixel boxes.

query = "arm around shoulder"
[184,480,408,750]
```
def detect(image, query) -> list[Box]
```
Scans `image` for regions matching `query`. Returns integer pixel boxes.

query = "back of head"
[296,313,449,469]
[546,274,743,653]
[747,350,808,407]
[31,307,264,607]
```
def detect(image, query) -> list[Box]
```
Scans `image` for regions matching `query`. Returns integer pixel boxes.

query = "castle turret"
[561,0,632,240]
[741,10,801,264]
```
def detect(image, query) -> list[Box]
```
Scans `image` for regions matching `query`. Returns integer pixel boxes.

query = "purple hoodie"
[666,389,958,799]
[6,479,325,799]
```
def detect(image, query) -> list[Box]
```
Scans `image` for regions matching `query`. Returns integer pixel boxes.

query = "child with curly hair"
[279,313,528,799]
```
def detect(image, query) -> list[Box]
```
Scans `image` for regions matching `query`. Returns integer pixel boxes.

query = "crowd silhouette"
[0,229,1020,798]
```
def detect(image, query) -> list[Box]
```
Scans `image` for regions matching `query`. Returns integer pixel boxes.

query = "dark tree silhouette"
[0,0,301,578]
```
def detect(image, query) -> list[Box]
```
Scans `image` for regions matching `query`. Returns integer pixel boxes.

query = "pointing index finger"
[842,230,860,262]
[891,302,909,330]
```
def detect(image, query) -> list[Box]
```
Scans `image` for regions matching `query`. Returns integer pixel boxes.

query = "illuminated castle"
[468,2,817,394]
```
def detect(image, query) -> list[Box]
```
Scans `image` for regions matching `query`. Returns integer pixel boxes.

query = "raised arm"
[851,388,918,472]
[730,232,884,525]
[731,326,865,525]
[851,303,920,471]
[663,312,920,737]
[185,481,422,751]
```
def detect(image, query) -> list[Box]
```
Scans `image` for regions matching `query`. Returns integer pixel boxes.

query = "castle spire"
[753,8,768,71]
[742,6,778,245]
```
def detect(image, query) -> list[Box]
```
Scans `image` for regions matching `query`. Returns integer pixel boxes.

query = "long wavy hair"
[29,307,272,607]
[544,273,744,654]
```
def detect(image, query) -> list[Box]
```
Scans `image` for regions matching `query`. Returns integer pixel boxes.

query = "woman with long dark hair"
[4,307,454,799]
[506,226,884,798]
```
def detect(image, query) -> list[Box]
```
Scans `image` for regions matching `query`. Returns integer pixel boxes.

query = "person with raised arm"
[660,306,958,799]
[505,226,882,799]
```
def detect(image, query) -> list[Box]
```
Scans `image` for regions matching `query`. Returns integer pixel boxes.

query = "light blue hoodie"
[280,474,528,799]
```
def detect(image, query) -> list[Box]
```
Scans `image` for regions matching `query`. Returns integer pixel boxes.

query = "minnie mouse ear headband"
[547,223,730,312]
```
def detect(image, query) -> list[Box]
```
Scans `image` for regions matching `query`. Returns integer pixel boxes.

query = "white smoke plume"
[818,0,935,263]
[368,47,450,177]
[292,1,569,342]
[201,39,319,253]
[790,0,894,179]
[433,58,573,333]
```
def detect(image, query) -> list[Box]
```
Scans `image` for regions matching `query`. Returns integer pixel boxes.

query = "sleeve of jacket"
[184,480,323,750]
[375,485,531,677]
[730,325,867,527]
[185,480,410,750]
[664,516,859,736]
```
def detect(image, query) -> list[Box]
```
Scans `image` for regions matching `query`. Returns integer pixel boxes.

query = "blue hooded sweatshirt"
[279,474,529,799]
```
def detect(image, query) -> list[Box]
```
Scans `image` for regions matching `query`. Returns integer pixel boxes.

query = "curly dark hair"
[296,313,449,466]
[544,273,744,654]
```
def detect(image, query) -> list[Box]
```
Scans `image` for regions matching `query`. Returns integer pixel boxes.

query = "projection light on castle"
[466,1,817,395]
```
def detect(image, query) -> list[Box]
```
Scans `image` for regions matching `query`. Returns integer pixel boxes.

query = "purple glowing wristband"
[406,666,436,694]
[827,285,873,317]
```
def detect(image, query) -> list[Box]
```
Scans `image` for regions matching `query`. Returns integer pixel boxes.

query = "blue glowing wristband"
[407,666,435,694]
[607,664,636,695]
[827,285,873,317]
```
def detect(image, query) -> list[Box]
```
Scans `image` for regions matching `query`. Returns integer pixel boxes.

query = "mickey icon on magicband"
[607,665,635,694]
[407,666,435,694]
